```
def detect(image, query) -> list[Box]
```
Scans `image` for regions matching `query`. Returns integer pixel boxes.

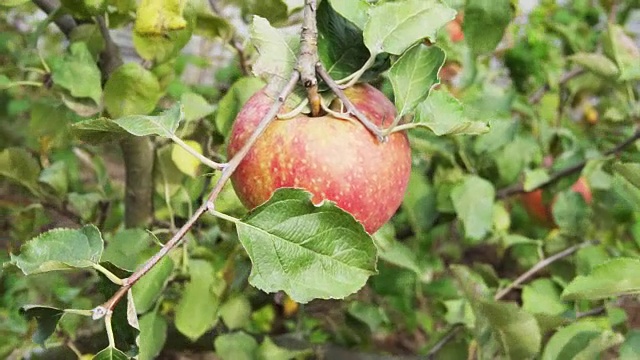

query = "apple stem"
[298,0,321,117]
[316,63,386,142]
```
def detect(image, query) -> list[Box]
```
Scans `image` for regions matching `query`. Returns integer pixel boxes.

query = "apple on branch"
[227,84,412,234]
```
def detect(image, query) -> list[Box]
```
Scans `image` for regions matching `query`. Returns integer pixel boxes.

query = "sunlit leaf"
[414,90,489,136]
[134,0,187,35]
[451,176,495,240]
[563,258,640,300]
[104,63,161,118]
[50,42,102,104]
[236,188,377,303]
[328,0,370,29]
[171,140,202,177]
[111,103,182,138]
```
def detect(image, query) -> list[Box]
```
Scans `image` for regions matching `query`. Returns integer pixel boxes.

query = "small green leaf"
[134,0,187,35]
[373,224,422,276]
[463,0,513,55]
[562,258,640,300]
[112,103,182,138]
[50,42,102,104]
[605,24,640,81]
[20,305,64,347]
[104,63,161,118]
[10,225,104,275]
[402,169,438,234]
[250,16,299,94]
[132,256,174,314]
[620,330,640,360]
[171,140,202,177]
[552,191,589,234]
[414,90,490,135]
[569,52,620,79]
[236,188,377,303]
[195,13,233,40]
[220,295,252,330]
[67,192,103,221]
[92,347,130,360]
[71,117,129,143]
[215,77,265,137]
[613,162,640,189]
[522,279,568,316]
[133,12,193,64]
[327,0,370,29]
[523,168,550,191]
[175,260,225,341]
[39,161,69,198]
[364,0,456,55]
[0,0,31,6]
[347,301,390,332]
[214,331,258,360]
[181,92,216,122]
[0,147,41,195]
[138,312,167,360]
[257,336,310,360]
[451,176,495,240]
[389,44,445,117]
[102,229,154,271]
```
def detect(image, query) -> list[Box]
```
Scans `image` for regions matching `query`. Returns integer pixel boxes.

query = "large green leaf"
[388,44,445,117]
[327,0,370,30]
[562,258,640,300]
[236,188,377,303]
[111,103,182,138]
[71,117,128,143]
[19,305,65,347]
[174,260,225,341]
[542,320,621,360]
[0,147,41,195]
[181,92,216,122]
[463,0,513,56]
[134,0,186,35]
[214,331,258,360]
[414,90,489,135]
[133,9,193,64]
[569,52,620,79]
[103,63,161,118]
[363,0,455,56]
[613,162,640,189]
[50,42,102,104]
[93,347,130,360]
[249,16,299,94]
[451,176,495,240]
[132,256,174,314]
[138,311,167,360]
[10,225,104,275]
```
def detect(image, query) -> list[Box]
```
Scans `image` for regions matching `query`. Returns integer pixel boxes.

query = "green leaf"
[363,0,456,55]
[613,162,640,189]
[92,347,130,360]
[522,279,568,316]
[542,320,621,360]
[317,0,388,81]
[569,52,620,79]
[214,331,258,360]
[562,258,640,300]
[451,176,495,240]
[620,330,640,360]
[257,336,310,360]
[0,147,41,195]
[195,13,233,40]
[327,0,370,29]
[10,225,104,275]
[215,77,265,137]
[463,0,513,55]
[552,191,589,234]
[220,295,252,330]
[19,305,64,347]
[133,11,193,64]
[102,229,154,271]
[0,0,30,6]
[373,224,422,276]
[68,192,103,221]
[111,103,182,138]
[50,42,102,104]
[388,44,445,117]
[347,301,389,332]
[414,90,490,136]
[604,24,640,81]
[132,256,174,314]
[134,0,186,35]
[39,161,69,198]
[175,260,225,341]
[241,0,288,25]
[523,168,550,191]
[236,188,377,303]
[103,63,161,118]
[171,140,202,177]
[181,92,216,122]
[402,169,438,234]
[71,117,129,143]
[138,312,167,360]
[249,16,299,94]
[613,172,640,212]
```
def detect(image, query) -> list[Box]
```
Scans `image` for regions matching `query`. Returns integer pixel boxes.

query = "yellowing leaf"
[171,140,202,177]
[134,0,187,36]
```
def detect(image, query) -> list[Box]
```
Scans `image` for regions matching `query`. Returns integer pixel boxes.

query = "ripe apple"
[520,177,592,226]
[446,12,464,42]
[227,84,412,234]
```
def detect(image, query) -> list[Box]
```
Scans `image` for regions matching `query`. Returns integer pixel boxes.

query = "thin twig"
[528,68,585,105]
[207,0,249,75]
[32,0,77,37]
[497,127,640,199]
[425,324,463,359]
[494,240,599,300]
[298,0,321,116]
[316,63,385,141]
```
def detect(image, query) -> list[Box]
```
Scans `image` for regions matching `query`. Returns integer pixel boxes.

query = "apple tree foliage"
[1,0,640,359]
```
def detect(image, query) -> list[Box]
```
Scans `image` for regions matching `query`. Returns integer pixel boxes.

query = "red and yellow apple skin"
[227,84,412,234]
[520,177,592,226]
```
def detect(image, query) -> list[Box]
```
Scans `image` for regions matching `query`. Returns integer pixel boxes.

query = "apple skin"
[227,84,412,234]
[446,13,464,42]
[520,177,592,226]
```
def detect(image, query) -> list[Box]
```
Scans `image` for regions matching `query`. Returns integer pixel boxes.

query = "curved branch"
[32,0,77,37]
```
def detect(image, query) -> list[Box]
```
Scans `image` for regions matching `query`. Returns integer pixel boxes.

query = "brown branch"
[207,0,249,76]
[316,63,385,141]
[497,127,640,199]
[32,0,77,37]
[298,0,321,116]
[93,71,300,316]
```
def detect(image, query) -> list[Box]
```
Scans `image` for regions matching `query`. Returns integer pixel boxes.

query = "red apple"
[446,12,464,42]
[227,84,412,234]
